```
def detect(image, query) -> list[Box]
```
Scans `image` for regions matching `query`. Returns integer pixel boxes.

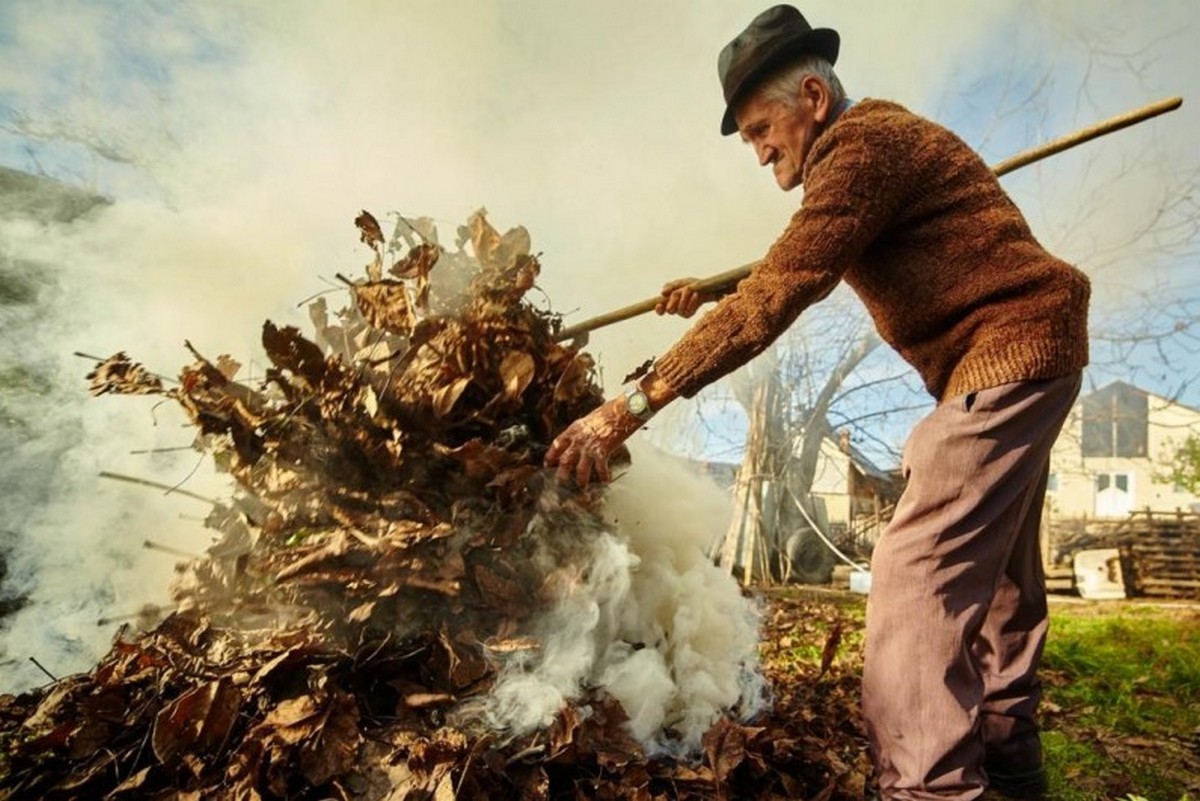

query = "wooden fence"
[1047,509,1200,600]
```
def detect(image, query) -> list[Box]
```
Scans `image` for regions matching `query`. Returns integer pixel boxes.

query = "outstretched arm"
[544,371,679,487]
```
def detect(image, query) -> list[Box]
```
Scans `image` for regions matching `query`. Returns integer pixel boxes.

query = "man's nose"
[756,143,775,167]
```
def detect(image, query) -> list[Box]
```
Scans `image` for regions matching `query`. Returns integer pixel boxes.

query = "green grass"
[1040,601,1200,801]
[759,591,1200,801]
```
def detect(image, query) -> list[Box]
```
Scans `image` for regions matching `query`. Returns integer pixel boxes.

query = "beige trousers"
[863,374,1081,800]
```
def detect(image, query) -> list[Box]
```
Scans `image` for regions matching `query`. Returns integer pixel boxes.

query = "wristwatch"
[624,383,656,422]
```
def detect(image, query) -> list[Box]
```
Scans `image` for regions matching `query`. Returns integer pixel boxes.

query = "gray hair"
[755,54,846,110]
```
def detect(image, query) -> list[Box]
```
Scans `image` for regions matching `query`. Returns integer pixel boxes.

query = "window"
[1047,473,1059,493]
[1081,384,1149,458]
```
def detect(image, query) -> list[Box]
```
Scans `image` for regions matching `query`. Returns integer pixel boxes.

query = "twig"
[98,470,216,504]
[164,451,208,499]
[28,656,58,682]
[504,744,546,766]
[294,275,353,308]
[97,605,167,626]
[143,540,202,559]
[294,286,349,308]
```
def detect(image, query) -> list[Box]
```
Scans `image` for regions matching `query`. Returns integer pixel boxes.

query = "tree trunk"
[716,332,881,585]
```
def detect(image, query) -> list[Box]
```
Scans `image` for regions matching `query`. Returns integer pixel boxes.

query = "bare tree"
[708,296,899,585]
[698,7,1199,586]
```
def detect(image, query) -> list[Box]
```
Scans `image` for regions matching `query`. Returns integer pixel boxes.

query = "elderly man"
[545,5,1087,800]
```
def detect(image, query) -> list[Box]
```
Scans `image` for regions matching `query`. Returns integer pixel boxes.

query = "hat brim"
[720,28,840,136]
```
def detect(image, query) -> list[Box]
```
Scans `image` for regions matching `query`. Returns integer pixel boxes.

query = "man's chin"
[775,174,802,191]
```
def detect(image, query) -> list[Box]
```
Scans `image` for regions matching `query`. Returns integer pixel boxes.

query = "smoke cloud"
[475,443,765,755]
[1,1,1196,699]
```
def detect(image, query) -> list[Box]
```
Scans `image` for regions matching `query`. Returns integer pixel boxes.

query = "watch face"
[627,391,650,417]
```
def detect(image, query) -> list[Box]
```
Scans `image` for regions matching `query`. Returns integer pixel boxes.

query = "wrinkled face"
[735,79,827,191]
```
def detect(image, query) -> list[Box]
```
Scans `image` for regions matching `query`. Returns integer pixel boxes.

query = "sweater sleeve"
[654,111,913,398]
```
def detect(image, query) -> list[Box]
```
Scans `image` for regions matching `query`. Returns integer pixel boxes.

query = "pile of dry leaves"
[0,211,870,800]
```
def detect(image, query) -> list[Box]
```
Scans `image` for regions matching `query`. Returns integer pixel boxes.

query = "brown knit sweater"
[654,99,1090,402]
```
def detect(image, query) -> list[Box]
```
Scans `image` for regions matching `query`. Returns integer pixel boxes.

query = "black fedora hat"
[718,5,839,135]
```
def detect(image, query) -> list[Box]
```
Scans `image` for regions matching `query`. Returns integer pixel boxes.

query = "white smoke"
[1,0,1196,700]
[478,442,765,756]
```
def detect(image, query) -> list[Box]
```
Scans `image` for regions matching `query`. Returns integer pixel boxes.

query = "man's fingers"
[548,441,610,489]
[661,287,702,318]
[555,445,578,484]
[680,291,701,318]
[544,434,566,465]
[575,447,609,488]
[658,278,705,317]
[591,448,611,484]
[660,277,695,295]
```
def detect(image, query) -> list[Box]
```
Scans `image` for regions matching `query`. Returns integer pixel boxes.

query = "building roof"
[1083,380,1200,414]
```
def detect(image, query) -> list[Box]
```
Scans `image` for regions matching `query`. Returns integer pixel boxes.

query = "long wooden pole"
[553,95,1183,342]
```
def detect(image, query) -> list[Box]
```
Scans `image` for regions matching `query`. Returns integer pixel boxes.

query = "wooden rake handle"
[553,96,1183,343]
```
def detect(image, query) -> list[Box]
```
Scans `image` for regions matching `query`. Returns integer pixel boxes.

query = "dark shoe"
[985,762,1047,799]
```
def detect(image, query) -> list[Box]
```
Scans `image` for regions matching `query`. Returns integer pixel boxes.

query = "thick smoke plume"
[478,443,765,755]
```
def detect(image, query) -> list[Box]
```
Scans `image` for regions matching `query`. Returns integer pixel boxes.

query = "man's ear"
[804,75,831,123]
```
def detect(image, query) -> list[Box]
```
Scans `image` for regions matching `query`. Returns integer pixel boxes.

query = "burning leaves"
[0,210,871,799]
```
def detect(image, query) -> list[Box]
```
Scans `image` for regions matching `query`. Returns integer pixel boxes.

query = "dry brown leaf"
[86,352,165,396]
[151,679,242,764]
[263,695,320,743]
[391,242,440,280]
[499,350,536,401]
[553,352,595,404]
[353,281,414,336]
[621,358,654,385]
[216,354,242,380]
[435,438,518,481]
[107,766,153,796]
[355,209,385,251]
[431,374,471,418]
[261,322,326,384]
[818,621,842,679]
[467,209,502,269]
[436,629,490,689]
[703,717,759,791]
[404,692,455,709]
[297,688,361,786]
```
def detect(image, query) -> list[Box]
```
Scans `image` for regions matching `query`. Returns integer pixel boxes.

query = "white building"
[1048,381,1200,520]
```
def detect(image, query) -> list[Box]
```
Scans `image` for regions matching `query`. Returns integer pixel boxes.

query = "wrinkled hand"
[544,396,642,488]
[655,278,715,319]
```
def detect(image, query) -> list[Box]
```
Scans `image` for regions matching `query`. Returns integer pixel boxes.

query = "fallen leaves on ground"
[0,211,873,800]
